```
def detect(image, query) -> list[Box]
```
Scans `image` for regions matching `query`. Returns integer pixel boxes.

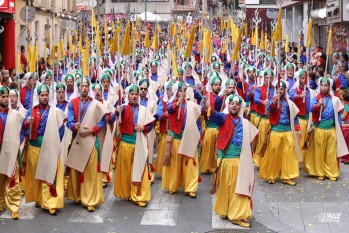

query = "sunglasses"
[140,87,148,91]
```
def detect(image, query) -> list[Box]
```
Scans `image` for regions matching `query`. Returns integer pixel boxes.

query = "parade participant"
[162,82,202,198]
[246,69,258,126]
[289,69,315,163]
[65,78,107,212]
[138,79,157,182]
[305,77,349,181]
[114,84,155,207]
[243,66,257,113]
[40,70,53,87]
[56,84,69,112]
[176,68,184,82]
[64,74,75,101]
[20,72,38,110]
[92,83,116,187]
[101,73,118,107]
[200,75,222,173]
[149,60,164,95]
[258,80,301,185]
[207,94,258,228]
[155,80,173,175]
[214,79,238,111]
[333,63,348,97]
[284,63,296,92]
[253,69,275,166]
[22,84,66,215]
[0,86,24,220]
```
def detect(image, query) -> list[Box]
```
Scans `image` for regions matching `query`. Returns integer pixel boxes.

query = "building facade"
[15,0,78,69]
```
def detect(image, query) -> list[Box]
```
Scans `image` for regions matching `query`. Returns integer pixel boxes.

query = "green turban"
[55,83,66,91]
[129,84,140,93]
[37,84,50,95]
[139,79,150,88]
[210,76,222,85]
[101,74,111,82]
[64,74,74,82]
[92,83,103,90]
[229,95,243,104]
[0,86,9,96]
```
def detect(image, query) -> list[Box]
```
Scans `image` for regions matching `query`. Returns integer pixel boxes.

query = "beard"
[0,101,8,108]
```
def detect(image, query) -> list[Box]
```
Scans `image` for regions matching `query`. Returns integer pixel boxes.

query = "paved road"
[2,162,349,233]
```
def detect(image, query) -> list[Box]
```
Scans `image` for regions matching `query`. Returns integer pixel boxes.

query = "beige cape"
[65,99,107,172]
[132,105,155,183]
[332,96,349,157]
[178,101,201,158]
[100,100,116,173]
[35,107,66,184]
[286,99,302,161]
[0,110,24,177]
[235,119,259,197]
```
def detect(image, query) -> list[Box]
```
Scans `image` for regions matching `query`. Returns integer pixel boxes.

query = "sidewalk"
[252,162,349,233]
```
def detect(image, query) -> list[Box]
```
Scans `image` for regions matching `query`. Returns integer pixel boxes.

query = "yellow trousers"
[258,131,299,180]
[66,146,104,207]
[250,112,257,127]
[305,128,339,179]
[0,165,21,214]
[162,139,199,193]
[213,158,252,221]
[25,145,64,209]
[200,127,218,173]
[114,142,151,202]
[253,118,270,166]
[155,132,166,175]
[298,118,309,164]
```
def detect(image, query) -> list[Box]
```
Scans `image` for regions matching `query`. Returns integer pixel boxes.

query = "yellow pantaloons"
[25,145,64,209]
[258,131,299,181]
[200,127,218,173]
[114,142,151,202]
[66,146,104,207]
[155,132,166,175]
[250,112,257,127]
[305,128,339,179]
[253,118,270,166]
[0,164,21,214]
[162,139,199,193]
[298,118,309,164]
[102,159,114,185]
[213,158,252,221]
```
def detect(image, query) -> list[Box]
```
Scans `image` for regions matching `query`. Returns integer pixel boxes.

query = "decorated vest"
[168,100,185,135]
[120,104,135,135]
[256,86,267,115]
[293,87,307,116]
[216,114,237,150]
[159,97,168,133]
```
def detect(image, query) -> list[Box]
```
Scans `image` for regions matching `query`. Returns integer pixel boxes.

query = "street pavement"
[1,161,349,233]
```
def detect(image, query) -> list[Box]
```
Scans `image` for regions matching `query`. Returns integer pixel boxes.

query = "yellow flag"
[121,22,131,56]
[176,36,180,50]
[170,22,175,37]
[232,29,242,61]
[259,30,265,50]
[49,44,55,66]
[27,43,32,66]
[96,24,102,57]
[271,40,275,57]
[104,17,109,46]
[221,39,227,54]
[151,33,159,52]
[29,44,37,72]
[184,25,195,59]
[326,28,333,55]
[272,8,283,42]
[172,52,178,78]
[285,34,289,53]
[305,17,313,48]
[251,27,258,45]
[198,39,203,54]
[110,26,119,53]
[57,40,63,61]
[144,30,150,48]
[79,37,83,54]
[91,9,97,28]
[83,39,90,77]
[17,51,23,74]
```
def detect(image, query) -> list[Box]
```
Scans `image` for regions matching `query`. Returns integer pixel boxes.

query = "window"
[142,0,169,1]
[111,0,138,2]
